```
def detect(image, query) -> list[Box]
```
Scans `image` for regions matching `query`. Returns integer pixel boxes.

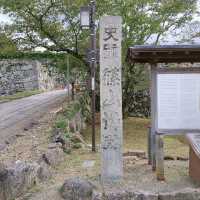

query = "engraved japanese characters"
[100,16,123,182]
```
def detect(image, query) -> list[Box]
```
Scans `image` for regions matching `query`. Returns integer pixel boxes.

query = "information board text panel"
[157,73,200,130]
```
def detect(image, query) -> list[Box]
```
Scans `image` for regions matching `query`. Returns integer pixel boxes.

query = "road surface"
[0,90,67,150]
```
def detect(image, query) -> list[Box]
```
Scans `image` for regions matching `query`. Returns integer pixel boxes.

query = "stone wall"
[0,59,66,95]
[37,60,66,91]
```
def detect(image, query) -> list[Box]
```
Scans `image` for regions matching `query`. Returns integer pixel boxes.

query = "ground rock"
[100,190,158,200]
[60,177,95,200]
[103,190,131,200]
[159,188,200,200]
[52,129,65,144]
[60,180,200,200]
[176,156,189,161]
[101,189,200,200]
[124,156,138,165]
[0,161,40,200]
[62,139,72,153]
[48,142,62,149]
[52,131,72,152]
[69,121,76,133]
[5,135,17,145]
[158,193,175,200]
[92,191,102,200]
[24,121,39,131]
[16,133,26,137]
[71,132,87,145]
[0,143,6,151]
[123,150,146,159]
[42,146,65,167]
[37,160,52,181]
[82,160,95,168]
[136,191,158,200]
[0,162,7,199]
[164,155,175,160]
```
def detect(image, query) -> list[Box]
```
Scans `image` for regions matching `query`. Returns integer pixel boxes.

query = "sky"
[0,12,11,24]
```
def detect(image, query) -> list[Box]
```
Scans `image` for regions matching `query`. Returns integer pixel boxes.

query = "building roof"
[127,45,200,64]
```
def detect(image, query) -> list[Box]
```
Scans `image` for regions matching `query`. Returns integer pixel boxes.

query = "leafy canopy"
[0,0,197,57]
[0,0,198,115]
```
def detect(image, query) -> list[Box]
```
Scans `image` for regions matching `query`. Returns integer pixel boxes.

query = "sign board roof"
[127,45,200,63]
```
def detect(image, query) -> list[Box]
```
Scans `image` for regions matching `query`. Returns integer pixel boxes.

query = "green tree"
[97,0,197,115]
[0,0,89,61]
[0,0,196,58]
[177,20,200,44]
[0,0,197,115]
[0,30,17,53]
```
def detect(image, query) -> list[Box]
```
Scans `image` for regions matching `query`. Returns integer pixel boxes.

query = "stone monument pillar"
[100,16,123,182]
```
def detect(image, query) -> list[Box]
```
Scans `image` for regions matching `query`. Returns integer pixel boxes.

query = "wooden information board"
[150,67,200,180]
[155,68,200,134]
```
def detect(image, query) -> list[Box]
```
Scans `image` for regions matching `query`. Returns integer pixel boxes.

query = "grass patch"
[54,118,68,130]
[52,116,189,182]
[0,90,41,103]
[83,117,189,158]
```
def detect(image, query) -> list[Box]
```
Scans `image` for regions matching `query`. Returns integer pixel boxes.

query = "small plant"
[52,100,85,153]
[62,101,81,120]
[63,130,73,140]
[78,91,91,122]
[55,119,67,130]
[72,143,82,149]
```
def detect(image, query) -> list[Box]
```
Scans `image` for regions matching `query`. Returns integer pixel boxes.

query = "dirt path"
[0,106,195,200]
[0,104,67,200]
[0,90,67,150]
[1,116,196,200]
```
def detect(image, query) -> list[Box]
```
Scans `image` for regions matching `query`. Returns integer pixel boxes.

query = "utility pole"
[90,0,96,152]
[67,55,70,103]
[80,0,97,152]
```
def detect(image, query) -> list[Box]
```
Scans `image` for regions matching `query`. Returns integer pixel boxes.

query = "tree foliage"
[0,0,198,115]
[0,30,17,53]
[0,0,89,65]
[0,0,197,56]
[176,20,200,44]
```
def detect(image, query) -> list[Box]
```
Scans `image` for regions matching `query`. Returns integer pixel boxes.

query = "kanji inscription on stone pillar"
[100,16,123,182]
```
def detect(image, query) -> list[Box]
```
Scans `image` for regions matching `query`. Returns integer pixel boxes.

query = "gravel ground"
[111,160,200,193]
[0,104,65,166]
[1,113,198,199]
[16,153,200,200]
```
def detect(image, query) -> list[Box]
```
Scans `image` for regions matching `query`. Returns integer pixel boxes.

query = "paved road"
[0,90,67,150]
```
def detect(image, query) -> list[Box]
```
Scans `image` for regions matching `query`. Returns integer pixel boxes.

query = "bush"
[78,91,91,122]
[52,100,85,153]
[62,101,81,120]
[127,89,150,118]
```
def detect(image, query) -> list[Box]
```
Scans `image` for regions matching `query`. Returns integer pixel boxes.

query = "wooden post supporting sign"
[148,126,152,165]
[156,135,165,181]
[150,64,157,171]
